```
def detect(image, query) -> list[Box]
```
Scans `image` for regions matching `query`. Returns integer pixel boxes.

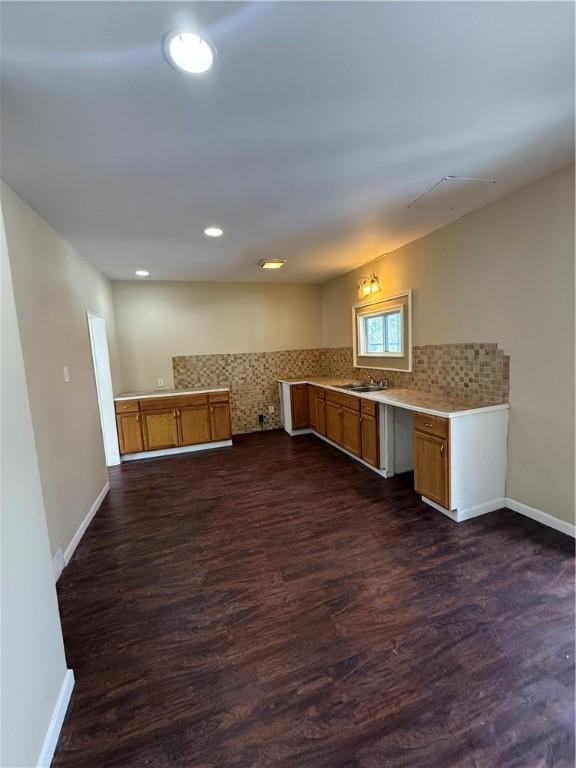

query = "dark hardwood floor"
[53,431,575,768]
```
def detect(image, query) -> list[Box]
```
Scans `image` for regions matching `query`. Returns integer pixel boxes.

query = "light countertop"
[278,377,508,419]
[114,386,229,401]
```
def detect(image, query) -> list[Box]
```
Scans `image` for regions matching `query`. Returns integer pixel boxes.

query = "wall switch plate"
[63,366,71,383]
[157,377,165,387]
[268,405,275,414]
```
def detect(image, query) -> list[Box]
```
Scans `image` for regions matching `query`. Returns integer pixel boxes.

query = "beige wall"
[1,203,69,767]
[321,165,575,525]
[113,280,323,391]
[2,182,122,558]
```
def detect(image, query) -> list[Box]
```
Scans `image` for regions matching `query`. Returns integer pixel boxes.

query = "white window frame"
[357,304,404,358]
[352,289,413,372]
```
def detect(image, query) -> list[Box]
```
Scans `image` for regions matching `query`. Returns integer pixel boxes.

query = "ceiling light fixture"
[203,226,223,238]
[259,259,286,270]
[135,270,150,277]
[163,30,215,75]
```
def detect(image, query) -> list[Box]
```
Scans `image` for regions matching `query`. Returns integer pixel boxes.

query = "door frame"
[86,311,120,466]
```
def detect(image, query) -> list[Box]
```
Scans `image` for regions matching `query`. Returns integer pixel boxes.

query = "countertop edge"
[277,379,509,419]
[115,387,229,401]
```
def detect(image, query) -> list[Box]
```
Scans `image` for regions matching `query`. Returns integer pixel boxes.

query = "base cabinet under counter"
[280,380,508,524]
[115,391,232,460]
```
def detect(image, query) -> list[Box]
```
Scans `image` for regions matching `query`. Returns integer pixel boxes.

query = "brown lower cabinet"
[413,415,450,508]
[341,406,361,456]
[209,402,232,441]
[290,384,308,430]
[304,386,375,464]
[307,386,326,435]
[142,408,179,450]
[179,405,211,445]
[360,412,378,466]
[115,392,232,455]
[116,412,144,454]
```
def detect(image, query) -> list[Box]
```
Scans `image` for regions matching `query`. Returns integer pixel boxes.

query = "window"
[358,306,403,356]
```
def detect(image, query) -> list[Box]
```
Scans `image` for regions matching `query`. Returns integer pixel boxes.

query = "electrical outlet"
[63,366,71,383]
[157,377,165,387]
[268,405,275,414]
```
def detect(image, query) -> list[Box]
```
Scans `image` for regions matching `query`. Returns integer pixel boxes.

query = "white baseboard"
[458,498,506,522]
[422,496,507,523]
[121,440,232,461]
[422,494,575,538]
[54,482,110,581]
[36,669,74,767]
[505,497,575,538]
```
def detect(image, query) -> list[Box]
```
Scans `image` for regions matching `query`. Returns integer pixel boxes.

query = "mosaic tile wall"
[173,343,509,435]
[173,349,325,434]
[324,344,510,403]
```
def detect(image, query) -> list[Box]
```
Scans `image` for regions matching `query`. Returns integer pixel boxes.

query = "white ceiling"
[1,1,574,283]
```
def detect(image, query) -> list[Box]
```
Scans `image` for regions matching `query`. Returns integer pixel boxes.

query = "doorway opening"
[87,311,120,466]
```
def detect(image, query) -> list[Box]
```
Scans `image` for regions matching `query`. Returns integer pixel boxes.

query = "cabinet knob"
[424,422,433,428]
[136,414,139,423]
[173,410,177,418]
[440,443,445,457]
[210,407,214,413]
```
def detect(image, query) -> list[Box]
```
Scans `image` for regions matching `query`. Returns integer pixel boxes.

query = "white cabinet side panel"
[450,410,508,512]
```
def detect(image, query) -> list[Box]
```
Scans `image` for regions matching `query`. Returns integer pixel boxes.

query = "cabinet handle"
[359,415,363,423]
[440,443,445,457]
[210,407,214,413]
[173,410,177,419]
[424,422,433,427]
[136,414,139,423]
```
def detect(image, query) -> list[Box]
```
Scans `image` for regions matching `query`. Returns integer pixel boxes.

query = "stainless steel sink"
[335,383,388,392]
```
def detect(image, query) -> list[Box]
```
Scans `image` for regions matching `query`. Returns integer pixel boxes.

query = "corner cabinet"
[289,384,379,467]
[115,391,232,459]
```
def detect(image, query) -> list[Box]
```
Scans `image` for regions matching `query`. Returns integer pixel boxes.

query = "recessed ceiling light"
[203,226,224,238]
[259,259,286,270]
[135,270,150,277]
[163,31,215,75]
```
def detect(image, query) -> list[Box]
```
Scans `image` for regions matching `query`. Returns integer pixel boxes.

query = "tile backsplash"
[173,343,509,435]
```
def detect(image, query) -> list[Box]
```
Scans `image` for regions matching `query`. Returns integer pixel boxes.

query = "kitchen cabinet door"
[414,431,450,508]
[341,406,361,457]
[116,413,143,454]
[360,413,379,466]
[290,384,308,429]
[179,405,211,446]
[142,409,179,450]
[325,401,342,445]
[307,387,318,430]
[316,395,327,436]
[209,402,232,441]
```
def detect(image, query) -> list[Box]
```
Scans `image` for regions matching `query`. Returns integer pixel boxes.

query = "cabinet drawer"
[140,394,208,411]
[208,391,229,403]
[361,399,377,416]
[414,412,449,439]
[115,400,139,413]
[326,390,360,412]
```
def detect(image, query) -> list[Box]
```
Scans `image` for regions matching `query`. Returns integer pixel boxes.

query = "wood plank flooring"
[53,431,575,768]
